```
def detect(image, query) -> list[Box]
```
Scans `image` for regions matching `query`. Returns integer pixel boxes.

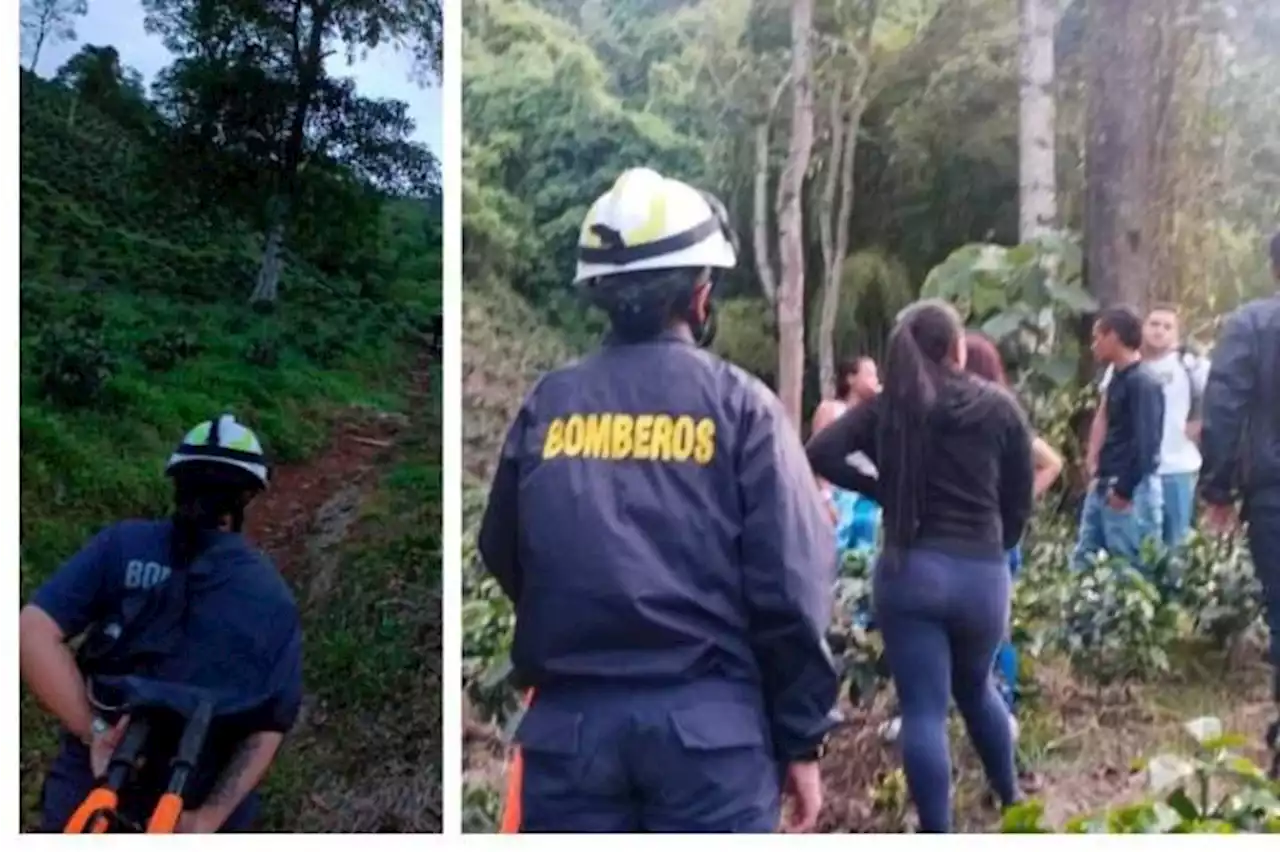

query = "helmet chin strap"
[691,300,717,348]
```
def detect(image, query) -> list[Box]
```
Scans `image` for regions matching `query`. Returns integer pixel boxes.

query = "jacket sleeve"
[477,401,530,604]
[1115,376,1164,500]
[738,387,840,761]
[804,401,882,500]
[998,400,1035,551]
[1201,308,1256,505]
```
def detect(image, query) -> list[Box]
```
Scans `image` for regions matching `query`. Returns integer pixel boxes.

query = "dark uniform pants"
[1249,499,1280,702]
[39,735,259,833]
[516,680,781,833]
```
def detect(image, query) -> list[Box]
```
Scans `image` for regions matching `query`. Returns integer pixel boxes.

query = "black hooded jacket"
[806,372,1035,559]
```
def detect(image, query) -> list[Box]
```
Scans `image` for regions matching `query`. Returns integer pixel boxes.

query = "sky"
[29,1,441,154]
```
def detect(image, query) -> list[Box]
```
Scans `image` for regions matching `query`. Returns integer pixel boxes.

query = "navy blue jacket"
[32,519,303,801]
[1202,294,1280,507]
[478,330,839,760]
[1098,361,1165,500]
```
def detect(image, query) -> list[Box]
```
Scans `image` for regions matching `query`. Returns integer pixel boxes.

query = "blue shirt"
[33,519,303,734]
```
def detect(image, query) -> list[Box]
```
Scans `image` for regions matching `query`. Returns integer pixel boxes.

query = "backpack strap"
[1179,346,1205,422]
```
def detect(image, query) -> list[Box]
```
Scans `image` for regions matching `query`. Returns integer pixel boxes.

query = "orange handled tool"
[64,717,152,833]
[146,698,214,832]
[497,688,535,834]
[64,696,216,833]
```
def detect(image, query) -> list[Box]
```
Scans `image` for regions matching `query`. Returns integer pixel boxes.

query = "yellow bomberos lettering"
[650,415,674,460]
[543,419,565,458]
[693,417,716,464]
[582,413,612,458]
[541,412,717,464]
[633,414,654,460]
[671,416,696,461]
[611,414,634,458]
[562,415,585,456]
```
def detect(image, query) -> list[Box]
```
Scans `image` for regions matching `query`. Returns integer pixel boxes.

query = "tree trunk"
[1084,0,1155,310]
[1018,0,1057,241]
[251,1,331,304]
[29,30,46,74]
[818,96,865,400]
[250,215,286,304]
[752,75,791,309]
[776,0,815,428]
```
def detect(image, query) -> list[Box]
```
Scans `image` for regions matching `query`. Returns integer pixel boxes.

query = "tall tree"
[144,0,441,304]
[21,0,88,74]
[1018,0,1057,241]
[1084,0,1154,309]
[776,0,816,427]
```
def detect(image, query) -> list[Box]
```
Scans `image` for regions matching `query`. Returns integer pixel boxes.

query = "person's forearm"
[1086,404,1106,474]
[1031,437,1063,498]
[19,612,92,742]
[199,732,283,828]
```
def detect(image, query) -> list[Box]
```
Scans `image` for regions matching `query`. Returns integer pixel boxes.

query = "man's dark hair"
[835,356,873,398]
[581,267,703,341]
[1095,306,1144,350]
[1270,230,1280,271]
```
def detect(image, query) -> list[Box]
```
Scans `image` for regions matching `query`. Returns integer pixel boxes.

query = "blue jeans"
[1161,472,1198,549]
[1072,476,1164,570]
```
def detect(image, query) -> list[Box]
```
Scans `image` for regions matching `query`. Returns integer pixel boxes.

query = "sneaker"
[879,716,902,743]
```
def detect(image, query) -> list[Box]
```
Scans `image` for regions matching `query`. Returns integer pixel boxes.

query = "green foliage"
[809,249,915,365]
[464,0,704,308]
[1004,718,1280,833]
[29,304,118,407]
[830,549,886,707]
[921,232,1096,392]
[1055,554,1181,684]
[712,298,778,384]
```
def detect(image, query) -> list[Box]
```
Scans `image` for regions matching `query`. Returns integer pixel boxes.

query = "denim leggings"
[874,548,1019,833]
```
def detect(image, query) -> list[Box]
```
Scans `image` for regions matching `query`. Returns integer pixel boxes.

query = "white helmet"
[573,168,738,285]
[165,414,269,488]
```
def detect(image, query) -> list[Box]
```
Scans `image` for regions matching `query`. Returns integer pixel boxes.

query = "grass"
[258,369,443,832]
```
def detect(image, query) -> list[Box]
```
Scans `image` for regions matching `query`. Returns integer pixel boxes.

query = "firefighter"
[478,167,840,833]
[20,415,303,832]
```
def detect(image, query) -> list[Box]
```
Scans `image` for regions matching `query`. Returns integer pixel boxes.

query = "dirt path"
[243,412,408,580]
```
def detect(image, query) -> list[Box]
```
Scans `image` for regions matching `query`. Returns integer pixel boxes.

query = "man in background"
[1200,231,1280,777]
[1090,305,1210,549]
[1075,307,1166,569]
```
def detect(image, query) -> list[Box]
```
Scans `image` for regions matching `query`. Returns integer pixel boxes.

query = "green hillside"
[19,45,442,833]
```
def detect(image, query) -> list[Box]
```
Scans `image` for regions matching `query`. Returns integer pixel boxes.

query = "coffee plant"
[1004,717,1280,833]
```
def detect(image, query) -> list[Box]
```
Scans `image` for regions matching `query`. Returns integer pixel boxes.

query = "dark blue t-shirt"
[32,519,303,734]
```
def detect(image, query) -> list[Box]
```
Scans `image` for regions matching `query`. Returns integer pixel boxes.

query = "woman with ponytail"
[806,300,1035,832]
[962,332,1063,729]
[20,415,303,833]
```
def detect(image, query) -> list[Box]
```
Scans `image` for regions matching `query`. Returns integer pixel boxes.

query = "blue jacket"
[478,330,839,760]
[1201,294,1280,507]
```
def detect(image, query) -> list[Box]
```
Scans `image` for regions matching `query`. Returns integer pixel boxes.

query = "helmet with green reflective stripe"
[165,414,269,488]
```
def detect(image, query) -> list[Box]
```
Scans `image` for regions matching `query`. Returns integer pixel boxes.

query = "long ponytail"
[876,299,963,552]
